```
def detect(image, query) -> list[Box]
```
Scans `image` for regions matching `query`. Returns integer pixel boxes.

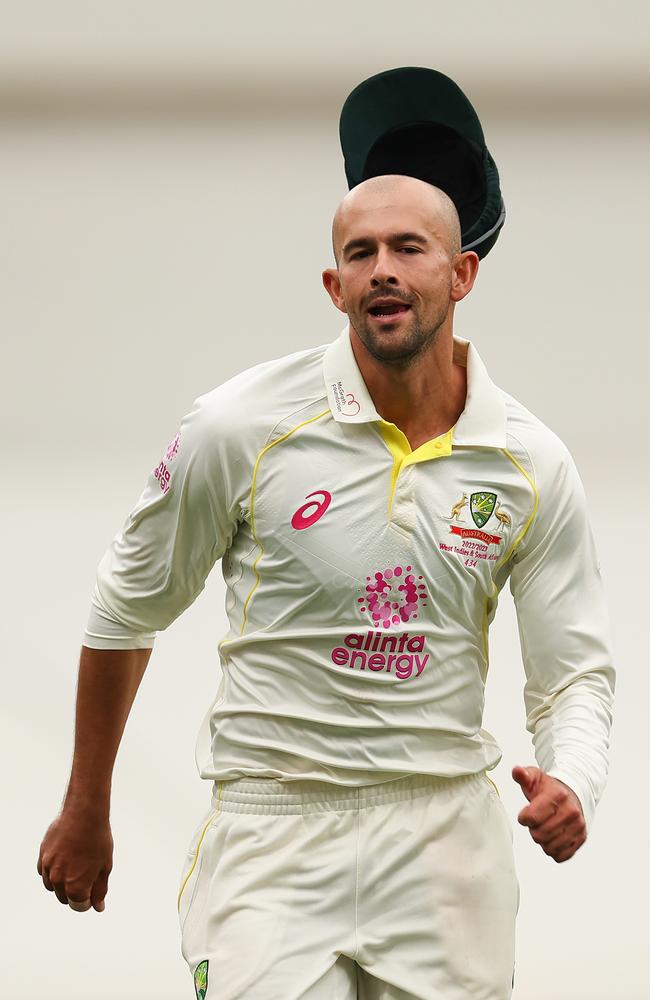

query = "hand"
[37,807,113,912]
[512,765,586,863]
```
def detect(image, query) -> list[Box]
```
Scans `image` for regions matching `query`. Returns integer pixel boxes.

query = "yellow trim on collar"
[378,420,454,515]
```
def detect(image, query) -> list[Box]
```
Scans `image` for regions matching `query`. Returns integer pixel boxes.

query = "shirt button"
[434,441,442,449]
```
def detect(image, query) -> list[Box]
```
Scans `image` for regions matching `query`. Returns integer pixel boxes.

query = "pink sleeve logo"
[291,491,332,530]
[154,460,171,493]
[152,431,180,494]
[165,432,180,462]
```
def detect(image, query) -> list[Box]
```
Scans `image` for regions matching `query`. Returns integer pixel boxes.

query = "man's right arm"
[38,390,246,912]
[37,645,152,912]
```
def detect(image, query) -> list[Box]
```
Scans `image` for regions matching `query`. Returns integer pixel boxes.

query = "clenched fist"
[37,807,113,912]
[512,765,586,863]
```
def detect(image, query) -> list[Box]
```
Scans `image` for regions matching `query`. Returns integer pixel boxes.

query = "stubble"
[352,301,451,370]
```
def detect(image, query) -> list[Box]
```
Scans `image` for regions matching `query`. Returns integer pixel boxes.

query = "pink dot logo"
[358,565,428,629]
[291,490,332,531]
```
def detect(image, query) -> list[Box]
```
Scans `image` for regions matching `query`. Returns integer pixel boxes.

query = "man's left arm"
[507,435,616,862]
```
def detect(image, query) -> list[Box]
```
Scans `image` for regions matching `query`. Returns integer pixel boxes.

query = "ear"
[450,251,479,303]
[322,268,348,314]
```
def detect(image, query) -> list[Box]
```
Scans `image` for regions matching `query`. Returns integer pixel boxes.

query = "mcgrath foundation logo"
[358,565,428,629]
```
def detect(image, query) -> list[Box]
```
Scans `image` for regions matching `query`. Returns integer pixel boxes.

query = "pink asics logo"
[291,491,332,530]
[359,565,428,629]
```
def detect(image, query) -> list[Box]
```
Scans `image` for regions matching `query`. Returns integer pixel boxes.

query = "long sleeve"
[508,436,615,835]
[83,393,241,649]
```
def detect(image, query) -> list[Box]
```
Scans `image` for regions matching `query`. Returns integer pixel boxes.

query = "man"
[37,174,615,1000]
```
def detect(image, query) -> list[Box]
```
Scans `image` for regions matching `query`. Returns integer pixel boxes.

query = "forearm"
[63,645,152,818]
[528,668,615,833]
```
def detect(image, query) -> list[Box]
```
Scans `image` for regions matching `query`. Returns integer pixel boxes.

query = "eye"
[399,246,420,254]
[350,250,370,260]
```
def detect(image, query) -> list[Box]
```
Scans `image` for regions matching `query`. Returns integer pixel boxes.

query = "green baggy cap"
[339,66,505,259]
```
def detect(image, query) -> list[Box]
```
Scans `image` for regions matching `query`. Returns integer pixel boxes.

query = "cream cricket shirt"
[84,327,615,833]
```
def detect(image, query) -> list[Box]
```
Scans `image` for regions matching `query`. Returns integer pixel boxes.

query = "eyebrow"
[341,231,430,259]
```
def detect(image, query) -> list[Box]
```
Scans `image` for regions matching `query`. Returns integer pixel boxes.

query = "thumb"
[91,870,110,913]
[512,765,537,797]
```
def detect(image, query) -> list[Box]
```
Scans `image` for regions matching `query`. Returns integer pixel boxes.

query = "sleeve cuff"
[545,765,596,836]
[83,595,157,650]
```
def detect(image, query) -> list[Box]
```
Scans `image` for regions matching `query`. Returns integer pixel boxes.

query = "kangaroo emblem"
[494,501,511,527]
[449,493,468,521]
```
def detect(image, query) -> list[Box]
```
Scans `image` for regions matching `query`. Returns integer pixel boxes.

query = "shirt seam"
[502,430,540,563]
[241,393,329,516]
[240,402,331,635]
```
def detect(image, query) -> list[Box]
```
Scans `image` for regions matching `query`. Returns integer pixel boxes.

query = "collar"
[322,324,507,447]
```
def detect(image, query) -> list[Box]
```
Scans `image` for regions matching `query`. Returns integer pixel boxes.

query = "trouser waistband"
[210,770,490,815]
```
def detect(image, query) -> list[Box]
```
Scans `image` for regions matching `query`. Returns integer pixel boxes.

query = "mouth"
[367,301,412,324]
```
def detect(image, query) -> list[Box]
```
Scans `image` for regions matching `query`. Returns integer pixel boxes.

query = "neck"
[349,324,467,450]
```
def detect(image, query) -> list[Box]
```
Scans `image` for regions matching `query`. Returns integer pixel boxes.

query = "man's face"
[326,187,458,367]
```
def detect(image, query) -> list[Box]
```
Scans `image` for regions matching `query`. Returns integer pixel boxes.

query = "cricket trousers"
[177,770,520,1000]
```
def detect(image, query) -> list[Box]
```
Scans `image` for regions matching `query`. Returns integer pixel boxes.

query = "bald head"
[332,174,461,267]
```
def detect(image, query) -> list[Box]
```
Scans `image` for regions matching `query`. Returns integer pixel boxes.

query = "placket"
[390,463,417,534]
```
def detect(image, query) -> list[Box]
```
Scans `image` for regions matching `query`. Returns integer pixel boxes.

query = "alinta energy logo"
[361,565,427,627]
[330,565,430,681]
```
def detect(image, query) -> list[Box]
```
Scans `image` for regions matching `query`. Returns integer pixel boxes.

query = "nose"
[370,246,399,287]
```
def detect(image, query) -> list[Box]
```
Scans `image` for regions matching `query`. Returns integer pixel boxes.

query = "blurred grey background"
[3,2,648,998]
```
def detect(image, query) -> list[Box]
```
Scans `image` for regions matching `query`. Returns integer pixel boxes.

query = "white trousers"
[177,770,520,999]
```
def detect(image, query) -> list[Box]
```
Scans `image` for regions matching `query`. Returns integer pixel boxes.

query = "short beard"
[352,304,449,370]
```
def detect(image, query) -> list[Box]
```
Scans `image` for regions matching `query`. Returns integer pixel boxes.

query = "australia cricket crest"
[194,960,209,1000]
[470,492,497,528]
[438,488,512,567]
